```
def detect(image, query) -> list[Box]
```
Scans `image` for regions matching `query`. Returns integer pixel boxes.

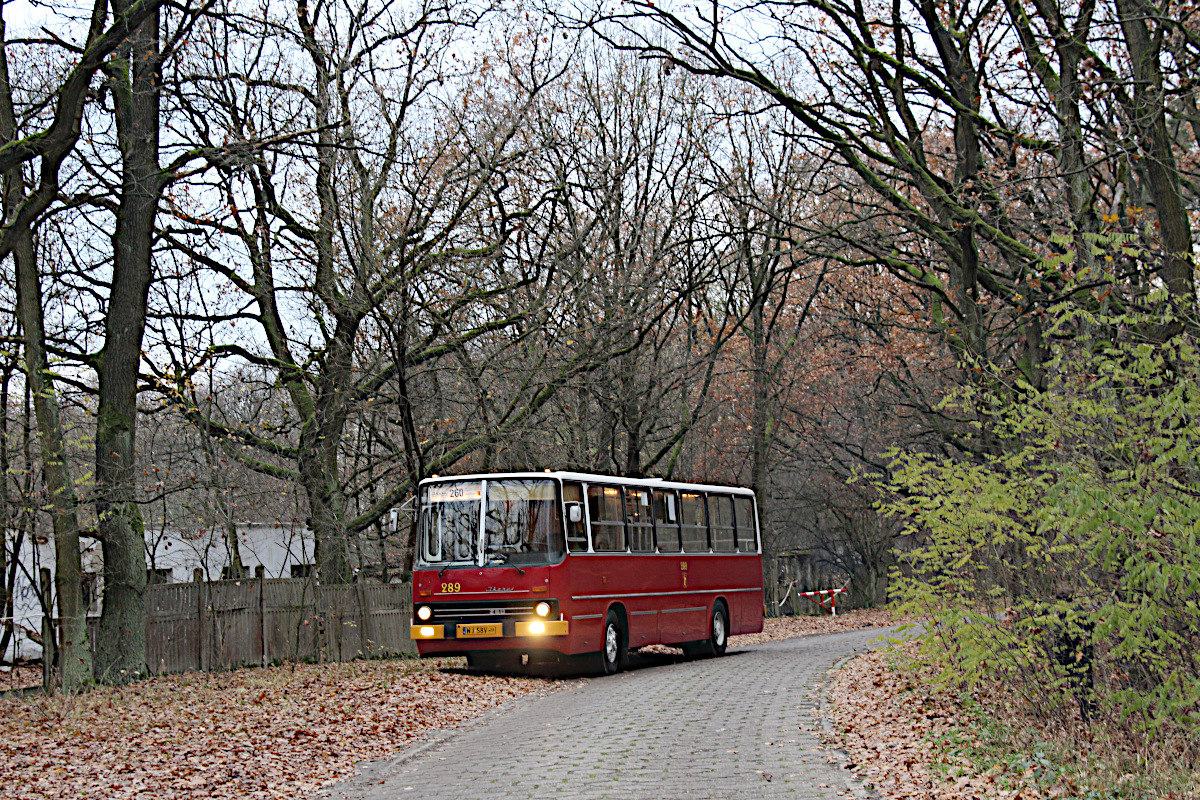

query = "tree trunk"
[1114,0,1196,317]
[0,366,13,663]
[12,229,94,689]
[225,519,245,579]
[299,430,353,584]
[0,6,93,689]
[94,0,162,682]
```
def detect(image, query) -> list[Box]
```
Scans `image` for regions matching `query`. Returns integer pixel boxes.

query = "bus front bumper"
[410,620,569,640]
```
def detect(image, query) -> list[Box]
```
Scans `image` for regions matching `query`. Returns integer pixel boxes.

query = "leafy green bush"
[879,300,1200,751]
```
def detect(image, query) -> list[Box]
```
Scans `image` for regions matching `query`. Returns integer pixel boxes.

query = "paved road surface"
[319,627,894,800]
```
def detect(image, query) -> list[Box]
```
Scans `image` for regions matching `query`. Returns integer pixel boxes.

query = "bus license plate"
[457,623,502,638]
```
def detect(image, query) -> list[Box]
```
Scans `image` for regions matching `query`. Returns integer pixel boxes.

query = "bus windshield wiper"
[483,549,525,575]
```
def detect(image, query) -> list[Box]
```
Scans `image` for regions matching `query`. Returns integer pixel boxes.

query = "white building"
[5,522,316,661]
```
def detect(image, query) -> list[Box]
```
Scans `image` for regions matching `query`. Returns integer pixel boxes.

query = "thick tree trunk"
[299,422,353,584]
[94,1,161,683]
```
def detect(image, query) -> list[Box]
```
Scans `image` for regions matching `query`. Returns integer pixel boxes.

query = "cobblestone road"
[320,627,894,800]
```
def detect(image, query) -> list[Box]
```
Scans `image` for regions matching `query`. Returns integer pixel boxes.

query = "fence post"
[356,581,370,658]
[316,584,327,663]
[194,568,207,672]
[39,567,56,693]
[256,566,266,667]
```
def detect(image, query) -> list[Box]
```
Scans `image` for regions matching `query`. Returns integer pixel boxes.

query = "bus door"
[563,481,588,551]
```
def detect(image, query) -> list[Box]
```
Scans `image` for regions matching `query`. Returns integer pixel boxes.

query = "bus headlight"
[528,621,545,634]
[534,601,551,618]
[416,605,433,621]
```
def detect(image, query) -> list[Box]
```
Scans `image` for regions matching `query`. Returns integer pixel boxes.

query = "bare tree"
[149,1,584,581]
[0,0,165,261]
[585,0,1199,387]
[0,1,99,689]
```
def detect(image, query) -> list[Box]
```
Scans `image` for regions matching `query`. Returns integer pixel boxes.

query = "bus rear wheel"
[684,602,729,658]
[709,602,729,656]
[598,610,626,675]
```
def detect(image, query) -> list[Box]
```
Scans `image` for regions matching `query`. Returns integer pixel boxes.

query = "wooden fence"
[93,578,416,676]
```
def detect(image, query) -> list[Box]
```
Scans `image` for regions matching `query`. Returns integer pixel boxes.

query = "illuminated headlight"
[528,621,545,635]
[416,605,433,621]
[419,626,436,637]
[534,602,551,618]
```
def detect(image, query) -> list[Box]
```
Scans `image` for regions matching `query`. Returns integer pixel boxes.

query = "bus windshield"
[418,479,564,568]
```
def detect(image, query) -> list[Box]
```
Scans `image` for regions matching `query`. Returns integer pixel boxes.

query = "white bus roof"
[418,471,755,497]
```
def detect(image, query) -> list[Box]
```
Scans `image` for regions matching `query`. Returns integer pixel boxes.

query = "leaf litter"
[825,643,1200,800]
[1,658,555,799]
[1,610,902,798]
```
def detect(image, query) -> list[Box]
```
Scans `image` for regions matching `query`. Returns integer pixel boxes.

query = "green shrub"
[880,299,1200,751]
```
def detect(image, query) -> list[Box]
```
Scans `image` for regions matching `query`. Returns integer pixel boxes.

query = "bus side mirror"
[567,504,583,524]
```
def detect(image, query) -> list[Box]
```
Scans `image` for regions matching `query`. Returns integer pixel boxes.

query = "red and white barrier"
[799,587,846,616]
[776,582,848,616]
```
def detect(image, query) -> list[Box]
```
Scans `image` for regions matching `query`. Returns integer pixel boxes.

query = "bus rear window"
[735,496,757,551]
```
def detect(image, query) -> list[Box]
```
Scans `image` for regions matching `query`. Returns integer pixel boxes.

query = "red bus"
[410,471,763,674]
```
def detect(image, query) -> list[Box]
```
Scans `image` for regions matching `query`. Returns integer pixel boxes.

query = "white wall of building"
[145,522,315,582]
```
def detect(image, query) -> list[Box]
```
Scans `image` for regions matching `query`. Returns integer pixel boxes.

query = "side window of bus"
[652,490,681,552]
[563,482,588,552]
[679,492,708,552]
[626,488,654,552]
[587,485,626,552]
[734,496,757,551]
[709,494,736,552]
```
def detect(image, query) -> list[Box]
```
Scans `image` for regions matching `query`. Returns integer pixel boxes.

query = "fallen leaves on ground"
[0,658,557,799]
[0,609,890,799]
[828,645,1200,800]
[826,645,1004,799]
[1,664,42,692]
[826,644,1139,800]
